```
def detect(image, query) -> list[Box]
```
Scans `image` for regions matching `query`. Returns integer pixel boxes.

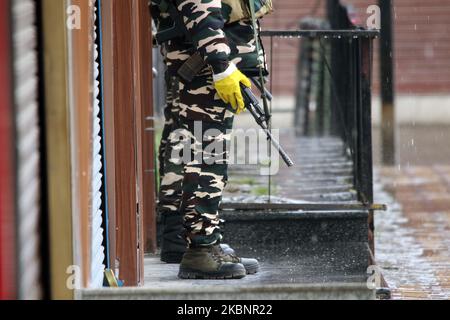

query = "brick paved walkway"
[375,166,450,300]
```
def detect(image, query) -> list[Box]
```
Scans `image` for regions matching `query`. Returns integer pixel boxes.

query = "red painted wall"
[0,1,17,300]
[261,0,450,95]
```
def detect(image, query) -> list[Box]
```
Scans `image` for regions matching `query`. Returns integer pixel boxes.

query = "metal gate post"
[359,37,375,253]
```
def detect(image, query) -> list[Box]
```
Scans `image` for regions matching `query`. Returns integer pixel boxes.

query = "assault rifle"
[152,0,294,167]
[240,84,295,167]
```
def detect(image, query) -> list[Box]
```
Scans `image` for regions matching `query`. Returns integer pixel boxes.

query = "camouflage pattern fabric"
[225,20,265,72]
[221,0,273,24]
[174,0,231,73]
[178,78,234,246]
[151,0,268,72]
[158,71,234,246]
[158,74,184,215]
[153,0,269,246]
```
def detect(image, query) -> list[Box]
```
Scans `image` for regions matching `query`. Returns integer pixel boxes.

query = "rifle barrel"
[242,86,295,167]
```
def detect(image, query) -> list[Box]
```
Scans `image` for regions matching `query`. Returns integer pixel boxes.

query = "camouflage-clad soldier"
[151,0,272,279]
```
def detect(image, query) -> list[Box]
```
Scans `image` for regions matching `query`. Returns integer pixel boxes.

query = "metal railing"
[261,28,378,205]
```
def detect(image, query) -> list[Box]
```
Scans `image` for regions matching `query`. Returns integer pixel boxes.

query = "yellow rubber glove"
[213,63,252,115]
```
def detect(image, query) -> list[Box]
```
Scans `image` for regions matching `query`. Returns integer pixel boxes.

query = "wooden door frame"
[113,0,141,286]
[67,0,96,288]
[41,0,75,299]
[101,0,156,286]
[133,0,157,255]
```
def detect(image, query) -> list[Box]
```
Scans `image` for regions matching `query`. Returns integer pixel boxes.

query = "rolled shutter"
[90,2,106,288]
[11,0,42,299]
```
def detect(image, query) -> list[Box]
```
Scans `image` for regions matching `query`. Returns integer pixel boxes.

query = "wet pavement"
[374,166,450,300]
[222,124,450,300]
[143,249,368,286]
[372,125,450,300]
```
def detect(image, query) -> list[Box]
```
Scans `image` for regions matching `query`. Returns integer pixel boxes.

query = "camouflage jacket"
[151,0,271,75]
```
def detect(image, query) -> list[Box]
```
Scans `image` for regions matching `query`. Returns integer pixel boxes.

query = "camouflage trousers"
[158,68,235,247]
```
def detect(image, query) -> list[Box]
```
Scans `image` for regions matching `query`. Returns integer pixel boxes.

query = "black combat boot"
[178,245,246,280]
[220,247,260,275]
[160,213,187,263]
[160,213,236,263]
[239,257,259,275]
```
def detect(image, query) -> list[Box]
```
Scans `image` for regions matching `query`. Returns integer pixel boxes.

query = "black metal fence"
[261,29,378,206]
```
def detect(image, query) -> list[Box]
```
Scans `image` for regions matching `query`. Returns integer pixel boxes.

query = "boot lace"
[217,245,239,263]
[210,245,227,264]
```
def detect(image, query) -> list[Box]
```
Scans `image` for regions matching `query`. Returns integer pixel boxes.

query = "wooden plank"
[0,1,17,300]
[67,0,94,289]
[101,0,157,285]
[111,0,140,286]
[41,0,74,300]
[131,0,145,281]
[133,0,157,255]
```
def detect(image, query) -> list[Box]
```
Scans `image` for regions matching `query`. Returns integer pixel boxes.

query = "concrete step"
[297,161,353,169]
[220,209,370,276]
[79,282,374,300]
[156,209,369,269]
[277,184,355,194]
[296,191,358,202]
[78,253,375,300]
[221,209,368,248]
